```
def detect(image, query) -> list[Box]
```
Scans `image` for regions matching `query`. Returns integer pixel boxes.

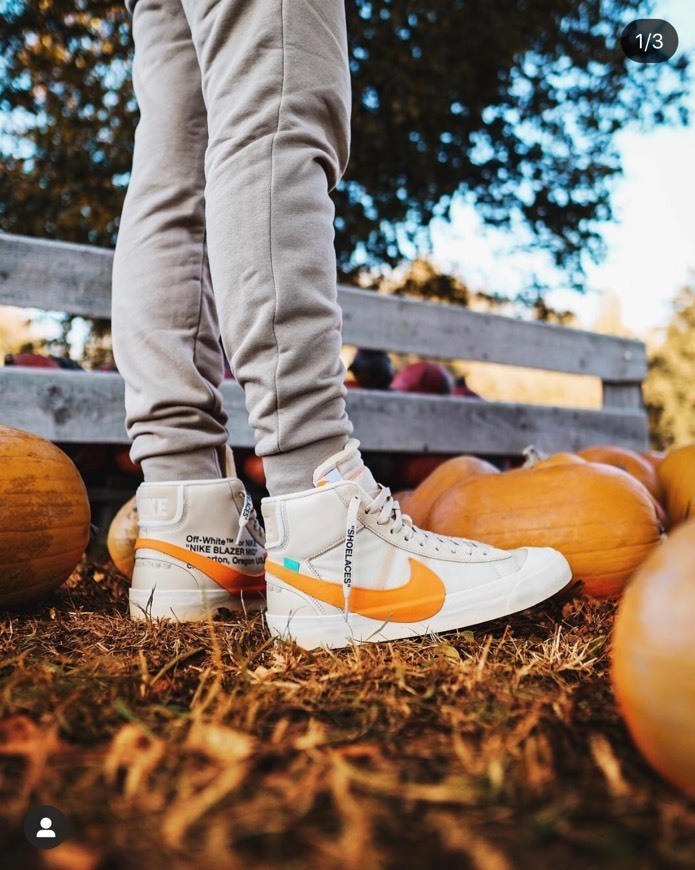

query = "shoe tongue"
[313,438,380,497]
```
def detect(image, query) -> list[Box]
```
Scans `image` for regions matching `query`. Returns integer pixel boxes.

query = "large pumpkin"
[405,455,499,527]
[428,462,663,598]
[0,426,90,607]
[531,450,667,528]
[521,449,586,471]
[578,445,662,502]
[611,520,695,797]
[656,444,695,528]
[107,495,138,579]
[533,452,586,469]
[639,450,664,472]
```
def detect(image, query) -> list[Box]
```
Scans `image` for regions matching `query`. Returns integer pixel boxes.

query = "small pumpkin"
[405,455,499,527]
[0,426,91,607]
[639,449,665,472]
[611,520,695,797]
[578,445,662,502]
[428,462,663,598]
[107,495,138,579]
[656,444,695,528]
[242,453,267,489]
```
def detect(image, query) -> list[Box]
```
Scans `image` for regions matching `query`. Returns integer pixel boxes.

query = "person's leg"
[112,0,228,482]
[179,0,353,495]
[113,0,266,621]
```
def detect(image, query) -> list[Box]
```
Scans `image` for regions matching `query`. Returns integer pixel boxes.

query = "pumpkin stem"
[521,445,549,469]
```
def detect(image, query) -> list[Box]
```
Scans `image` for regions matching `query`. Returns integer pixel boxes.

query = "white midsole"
[129,587,265,621]
[265,556,571,649]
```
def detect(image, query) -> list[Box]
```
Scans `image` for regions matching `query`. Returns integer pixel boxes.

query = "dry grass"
[0,563,693,869]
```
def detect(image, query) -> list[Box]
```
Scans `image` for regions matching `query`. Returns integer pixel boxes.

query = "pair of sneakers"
[130,439,571,649]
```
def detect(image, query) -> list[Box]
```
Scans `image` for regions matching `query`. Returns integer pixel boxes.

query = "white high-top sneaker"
[130,449,266,620]
[261,439,571,649]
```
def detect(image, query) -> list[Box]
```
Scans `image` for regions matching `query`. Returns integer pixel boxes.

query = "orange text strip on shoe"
[135,538,266,595]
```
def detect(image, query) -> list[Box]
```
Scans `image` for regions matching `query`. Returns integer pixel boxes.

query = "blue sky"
[429,0,695,335]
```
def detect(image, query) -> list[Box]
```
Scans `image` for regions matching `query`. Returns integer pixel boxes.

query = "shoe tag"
[316,468,344,487]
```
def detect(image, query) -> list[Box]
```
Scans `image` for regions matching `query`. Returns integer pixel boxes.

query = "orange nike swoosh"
[266,557,445,623]
[135,538,265,595]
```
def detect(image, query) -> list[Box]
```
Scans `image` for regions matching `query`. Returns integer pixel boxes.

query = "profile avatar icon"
[23,805,68,849]
[36,817,56,838]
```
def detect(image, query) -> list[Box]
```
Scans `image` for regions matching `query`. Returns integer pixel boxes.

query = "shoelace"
[341,486,484,618]
[234,490,264,547]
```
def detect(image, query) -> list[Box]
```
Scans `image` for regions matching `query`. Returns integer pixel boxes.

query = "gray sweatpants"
[112,0,352,493]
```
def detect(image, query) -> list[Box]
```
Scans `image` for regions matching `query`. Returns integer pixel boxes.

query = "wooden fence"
[0,233,649,456]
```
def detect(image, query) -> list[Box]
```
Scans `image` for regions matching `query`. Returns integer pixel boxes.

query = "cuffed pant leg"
[180,0,353,494]
[112,0,229,482]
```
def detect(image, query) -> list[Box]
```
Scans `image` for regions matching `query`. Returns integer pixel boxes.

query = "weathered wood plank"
[602,381,644,410]
[0,368,648,454]
[345,390,648,454]
[0,233,646,381]
[339,288,646,381]
[0,233,114,320]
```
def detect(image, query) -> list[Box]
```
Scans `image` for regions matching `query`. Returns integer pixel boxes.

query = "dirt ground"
[0,562,693,870]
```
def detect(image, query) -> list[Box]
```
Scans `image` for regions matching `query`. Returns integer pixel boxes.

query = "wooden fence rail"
[0,233,649,455]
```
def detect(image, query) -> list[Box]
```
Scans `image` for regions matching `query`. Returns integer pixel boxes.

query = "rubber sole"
[129,587,266,621]
[265,552,572,649]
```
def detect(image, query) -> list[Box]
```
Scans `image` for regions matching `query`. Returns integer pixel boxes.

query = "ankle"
[139,446,225,482]
[262,436,349,496]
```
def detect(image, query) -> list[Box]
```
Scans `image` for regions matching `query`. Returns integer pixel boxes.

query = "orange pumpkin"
[612,520,695,797]
[112,446,143,478]
[640,450,665,472]
[578,445,662,502]
[587,460,667,529]
[656,444,695,528]
[428,462,663,598]
[107,495,138,579]
[530,452,586,470]
[242,453,267,489]
[525,448,667,530]
[392,489,414,514]
[405,455,499,527]
[0,426,90,607]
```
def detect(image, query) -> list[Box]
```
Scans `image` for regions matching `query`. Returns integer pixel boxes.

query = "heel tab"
[136,483,184,524]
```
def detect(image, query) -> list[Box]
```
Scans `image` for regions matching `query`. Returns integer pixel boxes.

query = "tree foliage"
[644,284,695,450]
[371,257,580,325]
[0,0,689,291]
[0,1,135,243]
